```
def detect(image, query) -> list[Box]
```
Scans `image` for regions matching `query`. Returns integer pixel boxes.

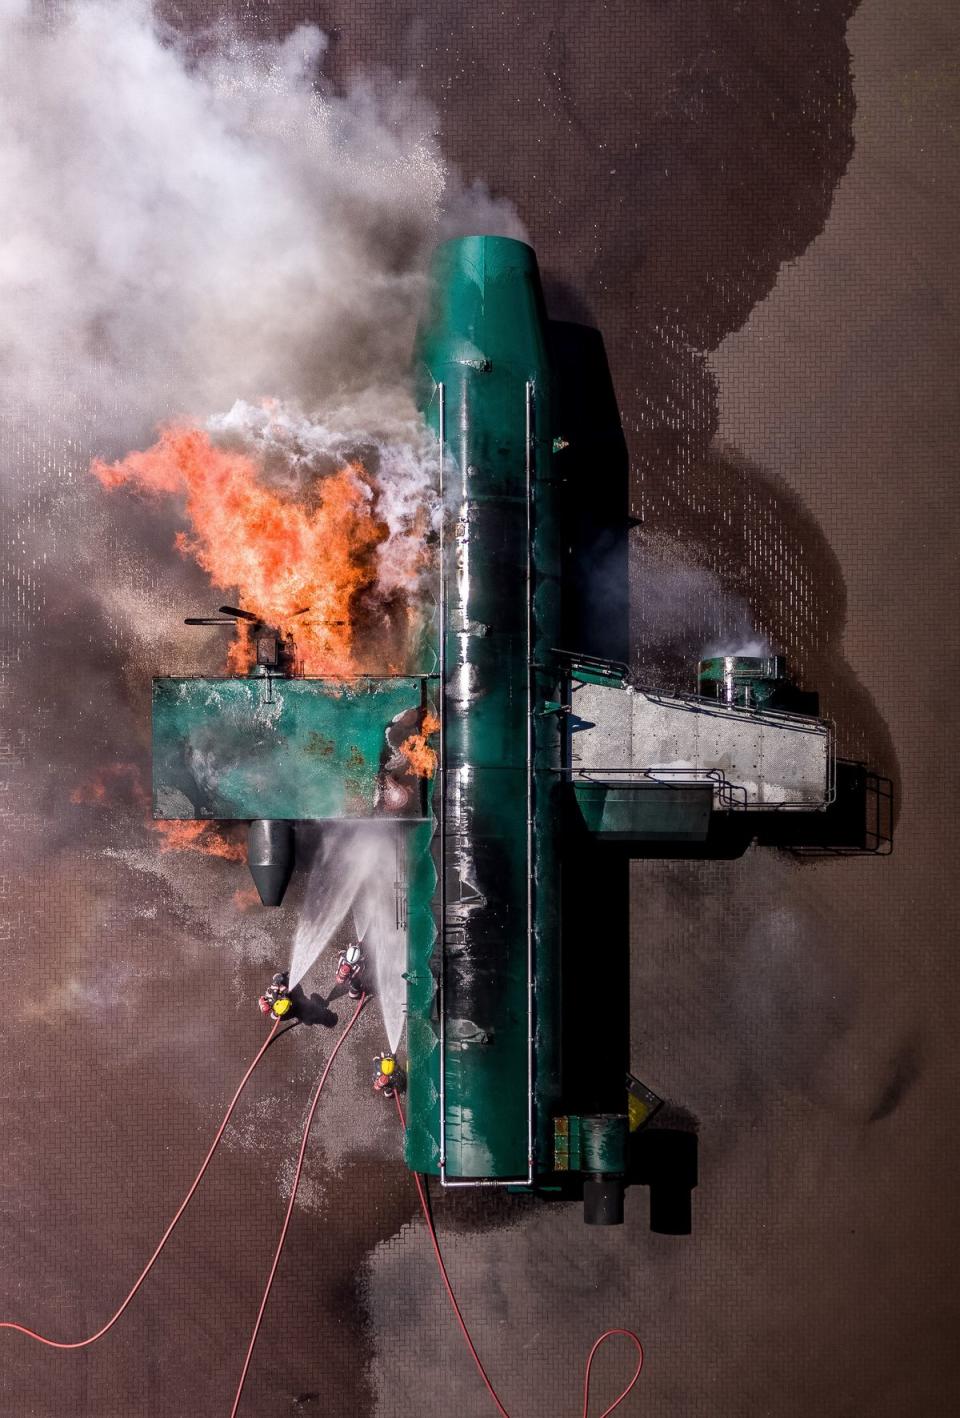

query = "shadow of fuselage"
[548,317,893,1230]
[552,320,700,1230]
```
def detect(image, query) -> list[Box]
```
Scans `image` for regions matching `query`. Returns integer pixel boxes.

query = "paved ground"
[2,2,959,1415]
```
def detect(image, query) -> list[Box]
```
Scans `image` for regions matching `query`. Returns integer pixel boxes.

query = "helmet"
[380,1056,395,1076]
[272,973,286,986]
[345,944,361,965]
[272,997,292,1018]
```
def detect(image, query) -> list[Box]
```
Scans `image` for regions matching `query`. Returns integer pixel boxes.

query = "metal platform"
[568,679,834,815]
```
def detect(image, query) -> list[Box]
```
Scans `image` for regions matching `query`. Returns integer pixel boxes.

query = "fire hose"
[1,1015,286,1351]
[229,991,368,1418]
[3,996,641,1416]
[393,1092,645,1418]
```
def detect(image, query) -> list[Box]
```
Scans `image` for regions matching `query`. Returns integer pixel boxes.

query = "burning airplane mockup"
[150,236,837,1223]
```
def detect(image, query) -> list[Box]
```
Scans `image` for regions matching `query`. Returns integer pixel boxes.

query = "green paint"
[405,235,562,1179]
[401,810,441,1171]
[569,665,628,688]
[553,1113,627,1175]
[697,654,785,709]
[580,1114,628,1175]
[573,782,713,841]
[152,675,428,820]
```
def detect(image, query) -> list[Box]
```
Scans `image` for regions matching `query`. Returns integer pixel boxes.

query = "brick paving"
[2,2,958,1415]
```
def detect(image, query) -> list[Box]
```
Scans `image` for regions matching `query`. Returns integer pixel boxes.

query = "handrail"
[524,379,535,1186]
[437,381,448,1180]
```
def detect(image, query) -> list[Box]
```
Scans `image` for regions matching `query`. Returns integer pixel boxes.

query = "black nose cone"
[248,819,295,906]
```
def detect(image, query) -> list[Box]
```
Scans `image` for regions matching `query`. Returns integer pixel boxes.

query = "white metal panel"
[569,681,831,811]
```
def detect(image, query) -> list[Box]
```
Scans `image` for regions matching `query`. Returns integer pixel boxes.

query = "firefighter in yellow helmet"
[258,971,294,1021]
[373,1052,401,1099]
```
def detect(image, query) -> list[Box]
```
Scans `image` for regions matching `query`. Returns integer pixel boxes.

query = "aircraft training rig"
[152,236,845,1225]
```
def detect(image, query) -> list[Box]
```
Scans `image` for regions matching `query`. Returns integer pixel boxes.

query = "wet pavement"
[2,2,959,1415]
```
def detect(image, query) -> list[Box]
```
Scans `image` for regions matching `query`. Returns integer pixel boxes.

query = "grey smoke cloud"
[0,0,525,441]
[0,0,521,901]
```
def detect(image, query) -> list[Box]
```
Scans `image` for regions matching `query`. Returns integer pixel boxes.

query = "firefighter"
[373,1053,401,1098]
[258,971,292,1019]
[335,943,364,1000]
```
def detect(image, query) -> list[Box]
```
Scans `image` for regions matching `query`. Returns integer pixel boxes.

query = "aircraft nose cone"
[248,819,295,906]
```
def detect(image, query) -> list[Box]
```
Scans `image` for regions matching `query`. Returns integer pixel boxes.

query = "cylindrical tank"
[580,1113,628,1174]
[580,1114,628,1226]
[697,654,786,709]
[247,819,295,907]
[405,236,562,1180]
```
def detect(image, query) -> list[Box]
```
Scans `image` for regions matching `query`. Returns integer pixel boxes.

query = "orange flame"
[151,819,246,862]
[71,763,148,807]
[92,427,390,675]
[71,762,244,861]
[399,711,440,778]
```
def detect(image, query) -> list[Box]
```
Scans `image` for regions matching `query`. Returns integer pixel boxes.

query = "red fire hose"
[229,992,368,1418]
[3,997,642,1418]
[1,1016,284,1350]
[393,1092,644,1418]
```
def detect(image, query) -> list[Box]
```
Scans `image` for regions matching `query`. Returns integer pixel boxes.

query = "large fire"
[92,426,395,675]
[89,417,438,862]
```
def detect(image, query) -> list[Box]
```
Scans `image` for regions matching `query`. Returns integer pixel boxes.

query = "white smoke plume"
[0,0,525,443]
[633,533,774,676]
[701,636,773,658]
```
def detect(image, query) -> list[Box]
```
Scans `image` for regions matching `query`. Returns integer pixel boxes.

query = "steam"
[0,0,525,441]
[701,637,773,659]
[633,535,773,677]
